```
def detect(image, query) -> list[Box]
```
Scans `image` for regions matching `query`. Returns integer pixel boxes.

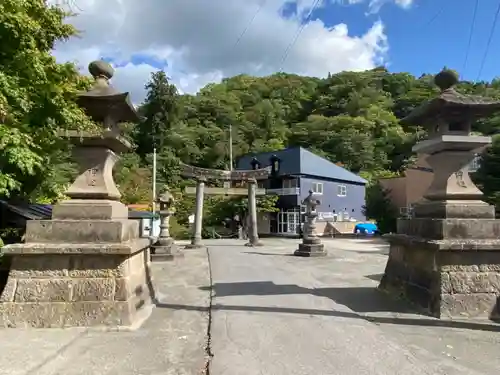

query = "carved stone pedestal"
[294,238,327,257]
[152,238,183,262]
[379,139,500,319]
[0,209,153,328]
[380,222,500,320]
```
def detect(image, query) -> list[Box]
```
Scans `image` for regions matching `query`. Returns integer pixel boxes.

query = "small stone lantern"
[151,186,181,261]
[379,68,500,320]
[294,190,327,257]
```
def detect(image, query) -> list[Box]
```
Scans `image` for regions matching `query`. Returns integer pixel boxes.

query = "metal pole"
[151,147,157,237]
[229,124,233,171]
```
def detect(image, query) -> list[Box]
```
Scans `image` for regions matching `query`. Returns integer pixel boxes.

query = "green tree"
[135,71,180,158]
[114,153,152,204]
[474,134,500,213]
[0,0,94,200]
[363,182,398,234]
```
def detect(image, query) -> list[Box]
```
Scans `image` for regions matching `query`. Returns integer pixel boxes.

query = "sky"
[49,0,500,104]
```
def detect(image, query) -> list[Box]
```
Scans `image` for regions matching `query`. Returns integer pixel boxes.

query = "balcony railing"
[266,187,300,195]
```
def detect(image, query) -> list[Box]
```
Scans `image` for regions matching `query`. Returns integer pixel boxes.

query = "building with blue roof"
[236,147,367,236]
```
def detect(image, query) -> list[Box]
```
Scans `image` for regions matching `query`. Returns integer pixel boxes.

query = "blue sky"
[315,0,500,81]
[56,0,500,101]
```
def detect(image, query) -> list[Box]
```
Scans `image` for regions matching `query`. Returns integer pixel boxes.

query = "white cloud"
[365,0,414,14]
[50,0,394,102]
[333,0,414,13]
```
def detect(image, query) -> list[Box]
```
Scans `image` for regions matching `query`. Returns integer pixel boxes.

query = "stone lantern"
[151,186,181,261]
[379,69,500,319]
[55,60,137,212]
[294,190,327,257]
[0,61,153,329]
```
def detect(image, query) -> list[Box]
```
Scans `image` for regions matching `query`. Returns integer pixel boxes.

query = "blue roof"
[299,148,366,184]
[235,147,366,184]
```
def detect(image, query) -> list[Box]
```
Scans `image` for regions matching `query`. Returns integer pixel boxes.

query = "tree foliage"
[474,135,500,213]
[0,0,94,200]
[363,182,398,234]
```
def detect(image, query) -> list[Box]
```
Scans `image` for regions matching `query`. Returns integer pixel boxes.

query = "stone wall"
[0,247,152,328]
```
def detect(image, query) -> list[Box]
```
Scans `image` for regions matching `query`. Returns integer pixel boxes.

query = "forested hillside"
[129,68,500,190]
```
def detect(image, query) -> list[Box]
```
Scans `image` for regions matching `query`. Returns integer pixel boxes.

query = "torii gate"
[180,162,271,248]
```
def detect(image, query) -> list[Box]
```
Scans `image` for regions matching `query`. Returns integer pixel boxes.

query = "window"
[337,184,347,197]
[283,179,297,189]
[312,182,323,195]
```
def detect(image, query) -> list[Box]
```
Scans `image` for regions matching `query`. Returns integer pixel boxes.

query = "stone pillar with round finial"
[0,61,154,329]
[151,186,182,261]
[379,68,500,320]
[294,190,327,257]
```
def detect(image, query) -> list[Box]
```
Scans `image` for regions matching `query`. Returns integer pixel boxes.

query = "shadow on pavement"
[243,251,294,257]
[186,281,500,333]
[353,249,389,255]
[365,273,384,282]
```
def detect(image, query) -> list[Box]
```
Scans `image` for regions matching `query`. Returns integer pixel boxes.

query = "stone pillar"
[0,61,153,329]
[379,69,500,320]
[245,178,263,247]
[294,191,327,257]
[185,177,205,249]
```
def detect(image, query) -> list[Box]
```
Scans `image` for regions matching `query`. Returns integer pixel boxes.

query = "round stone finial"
[88,60,114,80]
[434,69,458,91]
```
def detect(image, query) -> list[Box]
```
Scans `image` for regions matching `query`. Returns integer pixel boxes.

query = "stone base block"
[413,200,495,219]
[397,218,500,240]
[24,219,139,244]
[0,300,152,329]
[380,234,500,319]
[0,244,153,328]
[294,243,327,257]
[52,200,129,220]
[151,244,183,262]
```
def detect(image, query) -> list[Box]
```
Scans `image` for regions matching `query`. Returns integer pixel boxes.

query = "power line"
[463,0,479,74]
[232,0,267,49]
[278,0,321,72]
[477,0,500,81]
[422,4,445,27]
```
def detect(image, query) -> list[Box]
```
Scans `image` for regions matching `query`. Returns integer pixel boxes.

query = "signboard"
[188,214,195,224]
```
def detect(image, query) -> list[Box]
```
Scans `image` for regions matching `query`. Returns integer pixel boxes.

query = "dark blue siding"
[299,177,366,221]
